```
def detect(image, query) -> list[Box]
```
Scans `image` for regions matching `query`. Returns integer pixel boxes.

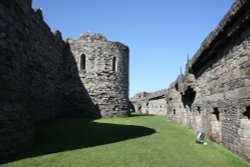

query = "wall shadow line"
[1,118,155,164]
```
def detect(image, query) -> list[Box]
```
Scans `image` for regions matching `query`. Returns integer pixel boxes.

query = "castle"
[0,0,129,160]
[131,0,250,160]
[1,0,250,163]
[67,33,129,118]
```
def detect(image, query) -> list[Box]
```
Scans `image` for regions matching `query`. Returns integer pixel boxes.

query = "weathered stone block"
[240,119,250,129]
[239,87,250,99]
[225,90,240,100]
[239,129,250,138]
[241,138,250,146]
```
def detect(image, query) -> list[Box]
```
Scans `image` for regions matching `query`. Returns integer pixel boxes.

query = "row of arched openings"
[80,54,117,72]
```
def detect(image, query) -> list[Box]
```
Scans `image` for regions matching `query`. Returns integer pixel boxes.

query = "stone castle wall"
[0,0,34,159]
[131,90,167,116]
[131,0,250,160]
[147,98,166,116]
[168,0,250,160]
[68,33,130,117]
[0,0,92,160]
[0,0,129,161]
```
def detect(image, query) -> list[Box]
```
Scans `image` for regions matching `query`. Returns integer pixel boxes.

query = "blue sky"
[32,0,235,97]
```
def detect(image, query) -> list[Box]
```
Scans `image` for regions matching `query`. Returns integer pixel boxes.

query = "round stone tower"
[67,32,130,117]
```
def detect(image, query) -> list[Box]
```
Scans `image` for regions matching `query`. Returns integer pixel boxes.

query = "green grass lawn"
[1,113,250,167]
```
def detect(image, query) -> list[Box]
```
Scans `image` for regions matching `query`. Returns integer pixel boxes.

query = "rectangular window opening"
[112,57,117,72]
[243,106,250,120]
[80,54,86,70]
[213,107,220,121]
[197,106,201,115]
[173,109,176,115]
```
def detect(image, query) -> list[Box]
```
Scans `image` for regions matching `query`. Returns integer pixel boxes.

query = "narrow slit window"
[112,57,117,72]
[197,106,201,115]
[80,54,86,70]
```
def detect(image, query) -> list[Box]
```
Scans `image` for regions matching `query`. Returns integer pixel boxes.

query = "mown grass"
[1,113,250,167]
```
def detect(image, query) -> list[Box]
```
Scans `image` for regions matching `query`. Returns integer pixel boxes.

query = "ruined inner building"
[0,0,129,160]
[131,0,250,161]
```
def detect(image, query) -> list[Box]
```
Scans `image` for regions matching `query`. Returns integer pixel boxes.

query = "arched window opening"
[112,57,117,72]
[80,54,86,70]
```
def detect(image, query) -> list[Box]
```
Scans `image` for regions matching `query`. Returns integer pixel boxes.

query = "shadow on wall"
[23,10,102,120]
[59,43,101,118]
[1,118,155,164]
[181,86,196,109]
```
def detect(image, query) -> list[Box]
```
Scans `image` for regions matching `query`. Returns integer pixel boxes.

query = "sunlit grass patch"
[1,113,250,167]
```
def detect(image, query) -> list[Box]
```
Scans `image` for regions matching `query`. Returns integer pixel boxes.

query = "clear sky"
[32,0,235,97]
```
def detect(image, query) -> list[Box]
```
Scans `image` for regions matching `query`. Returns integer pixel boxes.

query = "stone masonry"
[0,0,129,161]
[131,0,250,161]
[130,90,167,116]
[67,33,130,117]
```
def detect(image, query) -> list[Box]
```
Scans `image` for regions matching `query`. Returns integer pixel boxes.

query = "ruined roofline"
[65,32,129,51]
[189,0,249,70]
[146,89,167,100]
[131,89,167,102]
[130,92,149,101]
[80,32,108,41]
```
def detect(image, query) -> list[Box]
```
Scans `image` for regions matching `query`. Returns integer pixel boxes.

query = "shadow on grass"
[129,113,156,117]
[3,118,155,164]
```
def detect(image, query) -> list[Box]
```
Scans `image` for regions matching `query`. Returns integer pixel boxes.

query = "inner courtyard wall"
[131,0,250,160]
[0,0,129,160]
